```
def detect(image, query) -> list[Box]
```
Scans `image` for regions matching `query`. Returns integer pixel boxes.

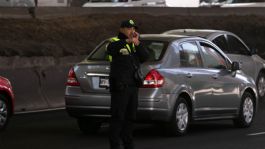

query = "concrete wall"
[0,56,85,113]
[0,7,265,19]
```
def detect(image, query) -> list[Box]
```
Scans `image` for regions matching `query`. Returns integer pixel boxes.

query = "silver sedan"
[65,34,258,135]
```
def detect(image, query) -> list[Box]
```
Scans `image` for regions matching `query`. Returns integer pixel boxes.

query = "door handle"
[186,73,192,78]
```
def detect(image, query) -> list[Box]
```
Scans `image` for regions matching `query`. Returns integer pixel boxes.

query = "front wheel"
[166,97,190,136]
[0,95,10,131]
[233,92,255,128]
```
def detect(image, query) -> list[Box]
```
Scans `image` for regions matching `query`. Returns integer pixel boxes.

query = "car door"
[198,41,240,116]
[178,41,214,117]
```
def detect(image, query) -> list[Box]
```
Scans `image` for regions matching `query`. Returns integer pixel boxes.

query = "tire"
[256,72,265,100]
[166,97,191,136]
[0,95,10,131]
[233,92,255,128]
[77,118,102,134]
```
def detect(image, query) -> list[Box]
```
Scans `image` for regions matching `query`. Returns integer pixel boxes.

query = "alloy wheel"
[176,103,189,131]
[243,97,254,124]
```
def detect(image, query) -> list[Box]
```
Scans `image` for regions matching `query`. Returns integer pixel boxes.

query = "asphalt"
[0,100,264,149]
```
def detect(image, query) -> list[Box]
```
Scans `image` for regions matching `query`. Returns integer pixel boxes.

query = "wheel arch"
[176,92,194,119]
[0,90,14,116]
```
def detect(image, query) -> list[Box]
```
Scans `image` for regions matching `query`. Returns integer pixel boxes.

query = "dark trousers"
[109,86,138,149]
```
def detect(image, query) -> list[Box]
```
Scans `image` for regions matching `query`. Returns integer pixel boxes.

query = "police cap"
[120,19,138,29]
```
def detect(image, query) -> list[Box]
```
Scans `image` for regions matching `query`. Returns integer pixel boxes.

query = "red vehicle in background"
[0,76,14,131]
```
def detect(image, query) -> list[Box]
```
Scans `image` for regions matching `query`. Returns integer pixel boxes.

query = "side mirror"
[231,61,241,71]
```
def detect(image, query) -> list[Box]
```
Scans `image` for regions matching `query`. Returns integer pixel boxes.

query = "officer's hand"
[132,32,140,46]
[133,32,139,38]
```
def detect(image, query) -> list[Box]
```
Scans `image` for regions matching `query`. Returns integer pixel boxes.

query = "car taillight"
[143,69,164,88]
[66,67,80,86]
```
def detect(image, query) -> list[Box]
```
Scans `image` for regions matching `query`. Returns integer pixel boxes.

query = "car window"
[212,35,229,53]
[87,40,168,61]
[227,35,250,55]
[144,41,168,61]
[179,42,203,68]
[199,42,228,69]
[87,41,109,61]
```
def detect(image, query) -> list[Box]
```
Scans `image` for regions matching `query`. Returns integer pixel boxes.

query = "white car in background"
[0,0,35,7]
[0,0,69,7]
[82,0,199,7]
[221,2,265,7]
[163,29,265,100]
[82,0,165,7]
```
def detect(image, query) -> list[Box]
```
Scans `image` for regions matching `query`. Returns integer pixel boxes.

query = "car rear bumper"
[65,93,172,122]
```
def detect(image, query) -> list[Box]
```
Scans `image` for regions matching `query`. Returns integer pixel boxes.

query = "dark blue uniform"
[107,32,149,149]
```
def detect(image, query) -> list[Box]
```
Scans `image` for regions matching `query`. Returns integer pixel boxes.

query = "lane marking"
[247,132,265,136]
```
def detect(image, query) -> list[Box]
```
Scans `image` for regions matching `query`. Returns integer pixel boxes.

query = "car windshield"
[87,39,168,61]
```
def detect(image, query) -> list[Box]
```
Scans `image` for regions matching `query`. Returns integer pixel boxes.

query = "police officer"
[107,19,149,149]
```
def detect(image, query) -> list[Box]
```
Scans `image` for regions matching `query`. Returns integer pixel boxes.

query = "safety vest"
[107,37,136,62]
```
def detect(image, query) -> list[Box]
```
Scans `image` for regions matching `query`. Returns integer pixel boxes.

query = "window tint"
[200,42,227,69]
[179,42,203,68]
[227,35,250,55]
[87,41,109,61]
[212,35,229,53]
[87,40,168,61]
[144,41,168,61]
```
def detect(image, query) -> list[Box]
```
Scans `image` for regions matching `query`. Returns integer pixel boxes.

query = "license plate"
[99,77,109,88]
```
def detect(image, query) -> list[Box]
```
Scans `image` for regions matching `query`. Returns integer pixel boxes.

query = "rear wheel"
[77,118,102,134]
[234,92,255,128]
[166,97,190,136]
[256,72,265,100]
[0,95,10,131]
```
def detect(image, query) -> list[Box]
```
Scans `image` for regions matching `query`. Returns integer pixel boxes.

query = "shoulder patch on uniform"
[119,48,129,55]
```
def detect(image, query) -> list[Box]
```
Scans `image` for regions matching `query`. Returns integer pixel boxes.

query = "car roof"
[162,29,230,39]
[140,34,201,42]
[105,34,205,43]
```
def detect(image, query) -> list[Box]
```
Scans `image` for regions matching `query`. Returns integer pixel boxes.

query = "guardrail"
[0,7,265,19]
